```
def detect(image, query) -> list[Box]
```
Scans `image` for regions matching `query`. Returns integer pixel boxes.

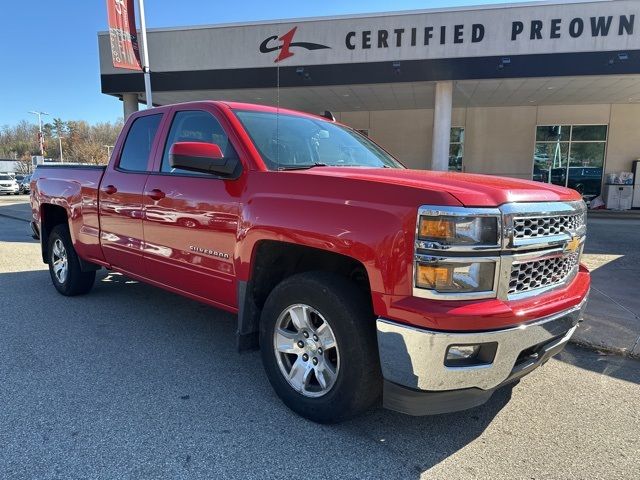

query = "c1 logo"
[259,26,330,63]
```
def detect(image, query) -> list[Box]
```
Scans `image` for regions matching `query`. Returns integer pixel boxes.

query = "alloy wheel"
[273,304,340,398]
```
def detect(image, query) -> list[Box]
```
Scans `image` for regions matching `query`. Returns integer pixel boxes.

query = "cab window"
[118,114,162,172]
[160,110,239,175]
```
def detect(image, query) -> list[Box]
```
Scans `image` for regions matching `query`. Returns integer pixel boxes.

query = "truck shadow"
[0,211,36,244]
[1,267,636,478]
[0,268,519,478]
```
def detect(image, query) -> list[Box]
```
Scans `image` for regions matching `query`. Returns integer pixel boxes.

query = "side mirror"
[169,141,239,177]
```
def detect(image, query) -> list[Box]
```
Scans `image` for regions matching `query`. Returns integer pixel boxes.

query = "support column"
[122,93,139,120]
[431,81,453,171]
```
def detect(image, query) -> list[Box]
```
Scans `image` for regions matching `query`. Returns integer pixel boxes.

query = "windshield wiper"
[277,162,328,171]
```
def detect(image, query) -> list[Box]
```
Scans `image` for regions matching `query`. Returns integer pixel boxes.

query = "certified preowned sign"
[258,14,636,63]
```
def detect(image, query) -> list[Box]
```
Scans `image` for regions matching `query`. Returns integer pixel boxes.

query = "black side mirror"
[169,142,239,177]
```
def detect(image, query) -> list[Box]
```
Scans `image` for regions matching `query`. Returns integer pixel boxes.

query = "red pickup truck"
[30,101,590,423]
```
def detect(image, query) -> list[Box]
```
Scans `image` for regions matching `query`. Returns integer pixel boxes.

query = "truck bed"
[31,164,106,265]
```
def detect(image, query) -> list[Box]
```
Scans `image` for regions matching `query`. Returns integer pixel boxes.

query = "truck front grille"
[513,212,585,240]
[508,252,580,295]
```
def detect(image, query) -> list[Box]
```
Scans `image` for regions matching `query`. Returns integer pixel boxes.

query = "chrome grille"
[509,252,579,295]
[513,212,585,240]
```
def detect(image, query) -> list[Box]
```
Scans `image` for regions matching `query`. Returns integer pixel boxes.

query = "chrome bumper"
[377,295,587,393]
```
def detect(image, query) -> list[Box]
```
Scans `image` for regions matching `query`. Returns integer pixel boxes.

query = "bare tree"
[67,141,109,165]
[0,118,122,166]
[14,157,33,174]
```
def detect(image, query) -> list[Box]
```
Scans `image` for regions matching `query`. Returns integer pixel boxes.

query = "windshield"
[234,110,404,170]
[0,175,12,181]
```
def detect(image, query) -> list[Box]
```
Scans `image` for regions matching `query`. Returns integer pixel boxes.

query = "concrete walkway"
[578,216,640,357]
[2,197,638,357]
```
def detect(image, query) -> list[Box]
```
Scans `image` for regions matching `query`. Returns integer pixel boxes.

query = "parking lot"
[0,195,639,479]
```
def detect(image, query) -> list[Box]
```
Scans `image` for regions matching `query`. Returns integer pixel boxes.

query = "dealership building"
[98,0,640,199]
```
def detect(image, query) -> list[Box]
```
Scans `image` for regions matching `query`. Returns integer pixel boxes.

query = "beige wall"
[607,104,640,174]
[536,104,611,125]
[338,102,640,179]
[337,110,434,169]
[464,106,537,179]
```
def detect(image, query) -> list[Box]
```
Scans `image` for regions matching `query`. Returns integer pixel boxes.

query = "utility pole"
[104,145,114,160]
[137,0,153,108]
[28,110,49,156]
[58,134,64,163]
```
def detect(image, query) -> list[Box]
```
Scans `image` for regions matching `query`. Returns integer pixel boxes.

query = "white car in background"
[0,174,20,195]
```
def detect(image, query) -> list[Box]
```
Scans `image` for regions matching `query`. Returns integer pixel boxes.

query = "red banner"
[106,0,142,70]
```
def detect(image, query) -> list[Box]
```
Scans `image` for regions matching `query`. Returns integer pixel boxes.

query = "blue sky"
[0,0,535,126]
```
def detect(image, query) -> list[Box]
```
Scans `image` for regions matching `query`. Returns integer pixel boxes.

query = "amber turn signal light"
[419,218,454,241]
[416,264,453,290]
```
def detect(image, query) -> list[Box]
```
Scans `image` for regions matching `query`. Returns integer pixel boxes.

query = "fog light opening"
[447,345,480,360]
[445,342,498,367]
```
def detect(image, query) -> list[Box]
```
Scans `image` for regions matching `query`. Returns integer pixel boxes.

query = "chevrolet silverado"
[30,101,590,423]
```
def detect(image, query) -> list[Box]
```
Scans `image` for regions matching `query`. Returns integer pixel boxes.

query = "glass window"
[536,125,571,142]
[532,124,607,200]
[160,110,238,175]
[234,110,404,170]
[570,125,607,142]
[118,114,162,172]
[449,127,464,172]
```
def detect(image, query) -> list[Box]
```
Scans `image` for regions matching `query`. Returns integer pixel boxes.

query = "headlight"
[419,215,499,247]
[416,260,496,294]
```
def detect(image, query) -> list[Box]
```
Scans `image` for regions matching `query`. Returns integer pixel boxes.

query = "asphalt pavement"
[0,196,639,479]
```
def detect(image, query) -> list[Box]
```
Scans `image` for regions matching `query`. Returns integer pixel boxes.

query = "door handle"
[147,188,166,201]
[103,184,117,195]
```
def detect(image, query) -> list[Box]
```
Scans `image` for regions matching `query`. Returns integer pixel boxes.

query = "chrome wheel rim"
[51,239,68,284]
[273,304,340,398]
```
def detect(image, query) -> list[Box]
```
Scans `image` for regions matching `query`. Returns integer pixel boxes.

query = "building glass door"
[533,125,607,201]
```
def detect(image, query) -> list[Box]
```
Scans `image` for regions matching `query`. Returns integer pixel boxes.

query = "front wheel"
[260,272,381,423]
[48,224,96,296]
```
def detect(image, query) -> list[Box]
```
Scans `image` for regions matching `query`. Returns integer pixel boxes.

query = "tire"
[260,271,381,423]
[47,224,96,296]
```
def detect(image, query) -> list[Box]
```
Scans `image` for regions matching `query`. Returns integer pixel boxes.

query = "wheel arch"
[236,240,373,351]
[39,203,69,263]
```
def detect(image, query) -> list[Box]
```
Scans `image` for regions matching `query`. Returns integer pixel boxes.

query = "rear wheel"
[48,224,96,296]
[260,271,381,423]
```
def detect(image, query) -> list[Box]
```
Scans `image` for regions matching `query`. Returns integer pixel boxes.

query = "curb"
[569,337,639,359]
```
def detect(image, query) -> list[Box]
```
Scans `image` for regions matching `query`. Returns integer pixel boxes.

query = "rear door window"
[118,114,162,172]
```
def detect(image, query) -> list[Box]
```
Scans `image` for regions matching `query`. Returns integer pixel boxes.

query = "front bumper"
[377,294,587,415]
[0,186,19,194]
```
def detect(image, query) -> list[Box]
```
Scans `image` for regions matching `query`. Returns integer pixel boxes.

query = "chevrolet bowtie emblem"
[565,236,581,253]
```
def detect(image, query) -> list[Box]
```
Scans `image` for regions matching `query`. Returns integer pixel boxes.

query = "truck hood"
[295,167,581,207]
